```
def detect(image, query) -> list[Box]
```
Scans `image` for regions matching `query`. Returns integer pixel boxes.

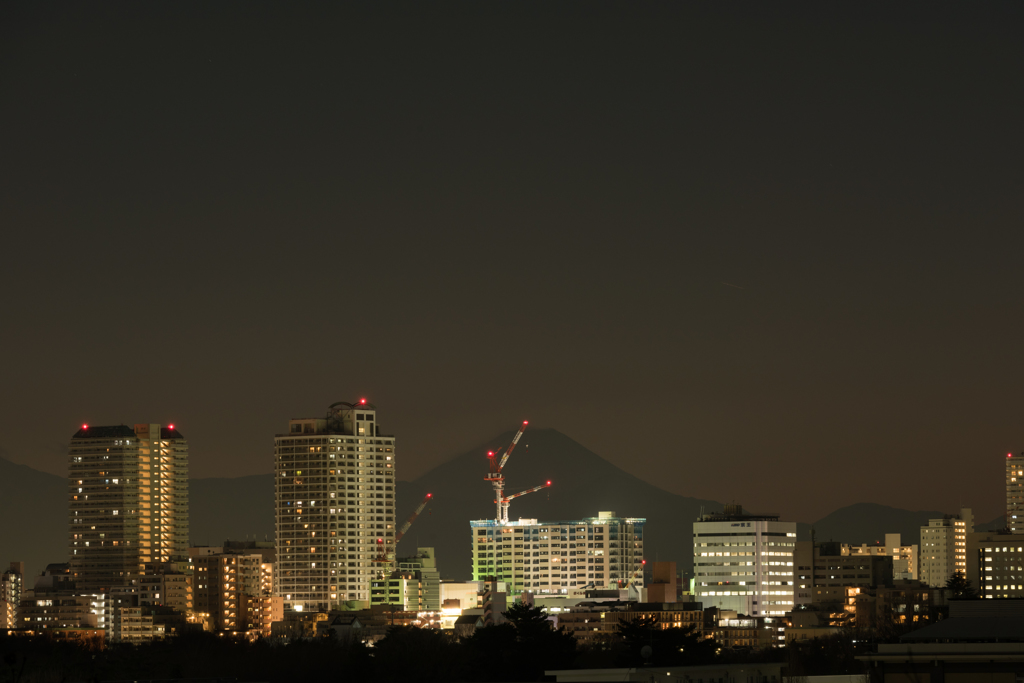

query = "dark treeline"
[0,605,870,683]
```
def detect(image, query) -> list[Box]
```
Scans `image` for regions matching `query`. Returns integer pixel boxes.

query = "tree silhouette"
[946,570,978,599]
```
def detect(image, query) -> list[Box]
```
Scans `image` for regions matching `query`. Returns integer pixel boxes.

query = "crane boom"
[396,493,433,541]
[497,421,528,471]
[505,480,551,501]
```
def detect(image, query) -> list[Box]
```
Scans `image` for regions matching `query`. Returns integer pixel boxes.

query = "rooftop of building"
[471,514,646,528]
[72,425,184,440]
[695,503,784,523]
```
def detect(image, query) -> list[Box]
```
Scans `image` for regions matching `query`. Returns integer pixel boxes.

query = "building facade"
[371,547,441,611]
[1009,452,1024,534]
[469,511,645,596]
[274,400,396,612]
[843,533,918,581]
[966,531,1024,599]
[1,562,23,629]
[919,508,973,587]
[68,424,189,591]
[693,505,797,617]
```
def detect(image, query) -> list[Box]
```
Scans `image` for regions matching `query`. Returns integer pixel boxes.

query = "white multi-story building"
[274,400,396,612]
[1008,452,1024,534]
[68,424,189,591]
[470,511,645,596]
[693,505,796,617]
[844,533,918,581]
[919,507,973,587]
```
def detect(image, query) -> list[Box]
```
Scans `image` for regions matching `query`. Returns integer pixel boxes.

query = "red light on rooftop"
[427,493,433,497]
[359,398,366,404]
[546,480,551,486]
[487,451,495,457]
[523,420,529,425]
[168,424,174,430]
[82,424,88,430]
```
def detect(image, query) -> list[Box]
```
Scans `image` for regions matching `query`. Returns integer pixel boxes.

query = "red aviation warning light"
[360,398,367,404]
[82,424,88,430]
[168,424,175,430]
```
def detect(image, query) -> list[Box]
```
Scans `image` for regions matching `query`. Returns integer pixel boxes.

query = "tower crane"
[621,559,646,600]
[483,421,551,524]
[374,493,433,572]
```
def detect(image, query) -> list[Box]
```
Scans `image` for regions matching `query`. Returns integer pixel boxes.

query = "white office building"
[693,505,796,617]
[274,400,396,612]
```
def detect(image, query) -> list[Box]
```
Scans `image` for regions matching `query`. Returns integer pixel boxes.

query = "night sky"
[2,2,1022,525]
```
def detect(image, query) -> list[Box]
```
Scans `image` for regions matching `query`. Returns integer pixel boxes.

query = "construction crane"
[622,560,646,599]
[373,493,433,571]
[484,421,551,524]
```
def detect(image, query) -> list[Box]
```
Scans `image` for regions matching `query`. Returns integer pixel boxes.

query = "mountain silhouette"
[1,432,1002,584]
[394,428,724,580]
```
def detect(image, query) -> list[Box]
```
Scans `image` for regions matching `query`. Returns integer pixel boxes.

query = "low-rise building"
[843,533,918,581]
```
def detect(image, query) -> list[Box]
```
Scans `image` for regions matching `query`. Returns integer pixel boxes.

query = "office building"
[919,508,973,587]
[68,424,189,591]
[469,511,645,596]
[1,562,23,629]
[843,534,918,581]
[693,504,797,617]
[275,400,396,612]
[1008,452,1024,534]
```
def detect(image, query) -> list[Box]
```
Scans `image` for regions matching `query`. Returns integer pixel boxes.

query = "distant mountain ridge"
[0,432,1004,583]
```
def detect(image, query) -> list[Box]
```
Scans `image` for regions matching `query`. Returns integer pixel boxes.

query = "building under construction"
[471,422,645,596]
[470,512,645,596]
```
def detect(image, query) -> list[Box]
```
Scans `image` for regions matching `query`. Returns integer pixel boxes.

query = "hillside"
[395,428,725,580]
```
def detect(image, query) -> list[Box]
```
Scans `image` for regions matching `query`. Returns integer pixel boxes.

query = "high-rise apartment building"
[1008,453,1024,534]
[69,424,189,591]
[919,507,973,587]
[274,400,396,612]
[1,562,23,629]
[693,505,797,617]
[469,511,645,596]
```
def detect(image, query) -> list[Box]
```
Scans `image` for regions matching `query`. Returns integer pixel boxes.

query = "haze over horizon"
[2,2,1022,527]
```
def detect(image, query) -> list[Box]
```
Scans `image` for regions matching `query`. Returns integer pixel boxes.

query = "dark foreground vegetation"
[0,605,871,683]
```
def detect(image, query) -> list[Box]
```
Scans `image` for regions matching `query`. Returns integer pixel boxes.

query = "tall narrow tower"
[1008,452,1024,534]
[68,424,189,591]
[274,400,396,612]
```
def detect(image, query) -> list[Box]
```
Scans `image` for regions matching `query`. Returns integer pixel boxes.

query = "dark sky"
[2,2,1022,526]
